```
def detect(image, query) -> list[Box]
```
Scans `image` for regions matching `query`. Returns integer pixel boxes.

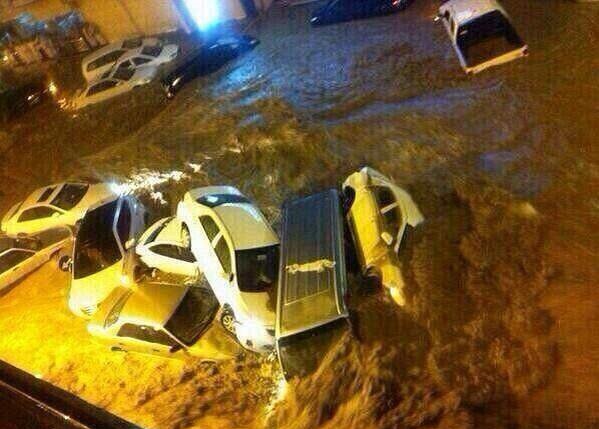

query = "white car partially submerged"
[136,216,198,278]
[81,36,161,82]
[72,66,157,110]
[0,227,71,293]
[1,182,115,238]
[176,187,279,354]
[65,195,146,318]
[437,0,528,74]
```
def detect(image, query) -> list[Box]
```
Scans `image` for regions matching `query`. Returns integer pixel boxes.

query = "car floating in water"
[161,35,259,99]
[343,167,423,306]
[87,277,240,361]
[176,186,278,354]
[81,36,162,82]
[135,216,198,278]
[436,0,528,74]
[0,227,71,293]
[1,182,116,238]
[276,189,352,379]
[62,194,146,318]
[310,0,413,26]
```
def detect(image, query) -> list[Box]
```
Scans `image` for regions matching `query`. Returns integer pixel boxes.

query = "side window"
[18,206,59,222]
[116,200,131,246]
[374,187,395,209]
[117,60,132,69]
[152,244,196,263]
[87,50,125,71]
[199,216,220,243]
[117,323,176,347]
[0,250,33,272]
[133,57,152,66]
[214,237,232,274]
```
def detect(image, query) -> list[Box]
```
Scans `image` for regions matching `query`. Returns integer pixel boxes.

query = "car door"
[113,323,176,356]
[15,205,67,235]
[0,249,39,291]
[196,215,235,308]
[145,243,198,277]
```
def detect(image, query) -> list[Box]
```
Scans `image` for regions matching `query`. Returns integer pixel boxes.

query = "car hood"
[70,261,123,314]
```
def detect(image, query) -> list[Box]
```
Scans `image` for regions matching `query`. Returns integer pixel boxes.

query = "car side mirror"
[58,255,72,273]
[381,232,394,246]
[125,238,136,250]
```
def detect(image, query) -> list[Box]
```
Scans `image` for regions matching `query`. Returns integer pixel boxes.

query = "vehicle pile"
[0,167,423,379]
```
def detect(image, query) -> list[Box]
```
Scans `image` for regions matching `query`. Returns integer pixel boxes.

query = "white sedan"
[72,66,157,110]
[108,43,179,76]
[81,36,162,82]
[176,186,279,354]
[64,194,147,318]
[0,227,72,293]
[1,182,115,238]
[135,216,198,278]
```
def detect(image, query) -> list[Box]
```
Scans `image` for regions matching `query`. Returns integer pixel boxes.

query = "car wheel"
[181,224,191,248]
[220,308,237,335]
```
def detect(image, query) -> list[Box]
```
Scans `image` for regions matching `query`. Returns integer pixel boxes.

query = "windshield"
[51,184,88,211]
[73,200,121,279]
[235,245,279,293]
[165,287,219,346]
[278,318,349,379]
[457,11,524,66]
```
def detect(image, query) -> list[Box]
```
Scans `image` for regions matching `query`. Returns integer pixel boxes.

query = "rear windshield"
[73,200,121,279]
[457,11,524,67]
[278,318,349,379]
[51,184,88,211]
[165,287,219,346]
[235,245,279,293]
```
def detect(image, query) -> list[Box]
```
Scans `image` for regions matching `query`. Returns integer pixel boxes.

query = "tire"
[220,307,237,335]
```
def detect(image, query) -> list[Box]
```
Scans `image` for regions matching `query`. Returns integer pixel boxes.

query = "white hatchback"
[1,182,115,238]
[176,187,279,353]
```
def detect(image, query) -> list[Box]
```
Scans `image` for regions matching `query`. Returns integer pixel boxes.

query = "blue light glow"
[184,0,221,30]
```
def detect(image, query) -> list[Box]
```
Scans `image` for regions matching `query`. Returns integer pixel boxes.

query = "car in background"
[1,182,115,238]
[161,34,259,99]
[0,227,71,293]
[63,195,146,318]
[106,43,179,77]
[436,0,528,74]
[0,78,51,124]
[343,167,423,306]
[72,66,157,110]
[81,36,160,82]
[176,186,278,354]
[88,280,240,361]
[276,189,351,379]
[135,217,198,278]
[310,0,413,26]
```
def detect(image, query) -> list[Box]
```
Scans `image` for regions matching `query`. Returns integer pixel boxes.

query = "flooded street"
[0,0,597,428]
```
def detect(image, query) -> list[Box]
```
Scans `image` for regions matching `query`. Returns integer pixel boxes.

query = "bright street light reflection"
[184,0,221,30]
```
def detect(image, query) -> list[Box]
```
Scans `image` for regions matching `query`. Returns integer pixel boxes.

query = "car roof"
[215,204,279,250]
[277,189,349,338]
[82,37,157,65]
[441,0,505,25]
[117,282,188,327]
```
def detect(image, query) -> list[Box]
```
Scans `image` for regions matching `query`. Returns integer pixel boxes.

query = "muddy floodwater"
[0,0,597,428]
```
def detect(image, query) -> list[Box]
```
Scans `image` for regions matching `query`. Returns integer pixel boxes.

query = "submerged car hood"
[69,261,123,313]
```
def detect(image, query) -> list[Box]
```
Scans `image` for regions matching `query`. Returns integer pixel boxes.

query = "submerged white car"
[81,36,161,82]
[72,66,157,110]
[176,187,279,354]
[0,228,71,293]
[136,217,198,278]
[65,195,146,318]
[437,0,528,74]
[343,167,423,306]
[1,182,115,238]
